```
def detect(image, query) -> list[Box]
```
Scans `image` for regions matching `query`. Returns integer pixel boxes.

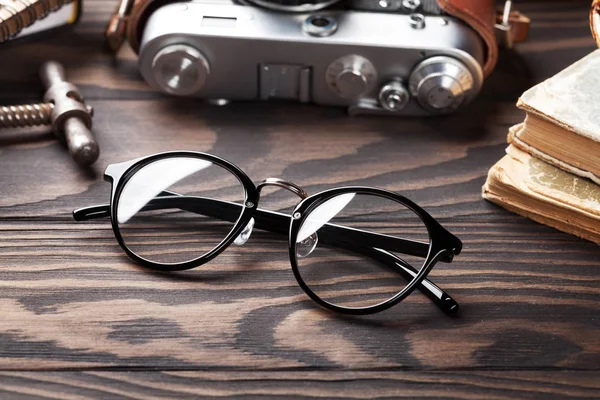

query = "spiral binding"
[0,0,73,42]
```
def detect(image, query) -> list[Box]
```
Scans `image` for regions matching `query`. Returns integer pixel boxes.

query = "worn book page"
[482,145,600,245]
[517,49,600,143]
[508,124,600,185]
[523,149,600,217]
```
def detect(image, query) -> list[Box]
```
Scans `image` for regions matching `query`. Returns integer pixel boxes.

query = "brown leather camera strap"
[592,0,600,47]
[106,0,530,77]
[437,0,530,77]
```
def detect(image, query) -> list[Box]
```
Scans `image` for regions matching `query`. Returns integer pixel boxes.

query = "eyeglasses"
[73,151,462,315]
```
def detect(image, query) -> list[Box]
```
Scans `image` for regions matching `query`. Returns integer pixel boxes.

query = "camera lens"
[311,17,330,27]
[242,0,342,12]
[303,15,338,36]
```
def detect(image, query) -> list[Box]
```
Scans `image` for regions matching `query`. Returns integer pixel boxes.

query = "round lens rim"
[110,151,259,271]
[288,186,439,315]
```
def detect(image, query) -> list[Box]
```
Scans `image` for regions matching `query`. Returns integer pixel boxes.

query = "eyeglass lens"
[115,156,246,264]
[293,193,431,309]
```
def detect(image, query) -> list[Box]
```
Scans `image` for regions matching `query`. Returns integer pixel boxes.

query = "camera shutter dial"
[151,44,210,96]
[245,0,342,12]
[408,56,475,112]
[326,55,377,99]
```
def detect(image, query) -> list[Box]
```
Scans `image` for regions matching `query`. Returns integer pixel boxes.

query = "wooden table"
[0,1,599,398]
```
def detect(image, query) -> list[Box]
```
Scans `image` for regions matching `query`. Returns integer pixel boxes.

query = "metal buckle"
[105,0,134,52]
[495,0,513,49]
[115,0,134,21]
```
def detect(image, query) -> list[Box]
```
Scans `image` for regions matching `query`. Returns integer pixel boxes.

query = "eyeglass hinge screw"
[293,212,302,219]
[246,201,254,208]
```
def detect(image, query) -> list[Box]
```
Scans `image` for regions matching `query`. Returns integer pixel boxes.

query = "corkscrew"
[0,61,99,167]
[0,0,73,42]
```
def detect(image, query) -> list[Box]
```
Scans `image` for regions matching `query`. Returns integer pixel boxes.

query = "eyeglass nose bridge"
[234,178,309,247]
[255,178,319,258]
[256,177,309,200]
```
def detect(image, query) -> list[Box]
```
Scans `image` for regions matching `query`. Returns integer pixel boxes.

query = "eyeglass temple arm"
[73,204,111,220]
[74,193,459,314]
[73,193,455,263]
[344,245,458,315]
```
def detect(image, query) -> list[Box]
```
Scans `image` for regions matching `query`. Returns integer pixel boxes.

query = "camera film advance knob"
[408,56,475,113]
[151,44,210,96]
[326,55,377,99]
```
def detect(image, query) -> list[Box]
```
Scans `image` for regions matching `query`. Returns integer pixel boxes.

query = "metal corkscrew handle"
[0,61,99,167]
[40,61,99,167]
[0,0,73,42]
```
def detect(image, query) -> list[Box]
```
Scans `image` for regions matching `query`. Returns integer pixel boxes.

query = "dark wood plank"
[1,371,600,399]
[0,0,599,396]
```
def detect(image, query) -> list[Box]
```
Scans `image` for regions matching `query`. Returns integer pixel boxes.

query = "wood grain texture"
[0,0,599,397]
[2,371,600,399]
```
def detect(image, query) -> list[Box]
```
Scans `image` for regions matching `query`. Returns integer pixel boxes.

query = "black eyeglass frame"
[74,151,463,316]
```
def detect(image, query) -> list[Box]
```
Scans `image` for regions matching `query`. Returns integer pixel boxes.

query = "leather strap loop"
[592,0,600,47]
[499,10,531,44]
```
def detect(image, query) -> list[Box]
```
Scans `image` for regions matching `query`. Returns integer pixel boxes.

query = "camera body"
[139,0,485,116]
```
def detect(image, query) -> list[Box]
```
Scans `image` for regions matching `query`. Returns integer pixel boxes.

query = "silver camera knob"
[378,81,410,111]
[326,55,377,99]
[408,56,476,113]
[245,0,342,12]
[151,44,210,96]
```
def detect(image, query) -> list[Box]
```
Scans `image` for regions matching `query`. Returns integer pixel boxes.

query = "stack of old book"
[483,49,600,245]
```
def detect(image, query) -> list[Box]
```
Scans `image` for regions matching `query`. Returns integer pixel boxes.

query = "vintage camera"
[138,0,485,116]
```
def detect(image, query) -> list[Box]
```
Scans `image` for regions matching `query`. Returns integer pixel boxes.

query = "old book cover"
[482,145,600,245]
[10,2,79,42]
[508,124,600,185]
[513,49,600,184]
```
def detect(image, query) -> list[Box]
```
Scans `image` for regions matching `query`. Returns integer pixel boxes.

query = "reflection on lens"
[294,192,431,309]
[116,156,245,265]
